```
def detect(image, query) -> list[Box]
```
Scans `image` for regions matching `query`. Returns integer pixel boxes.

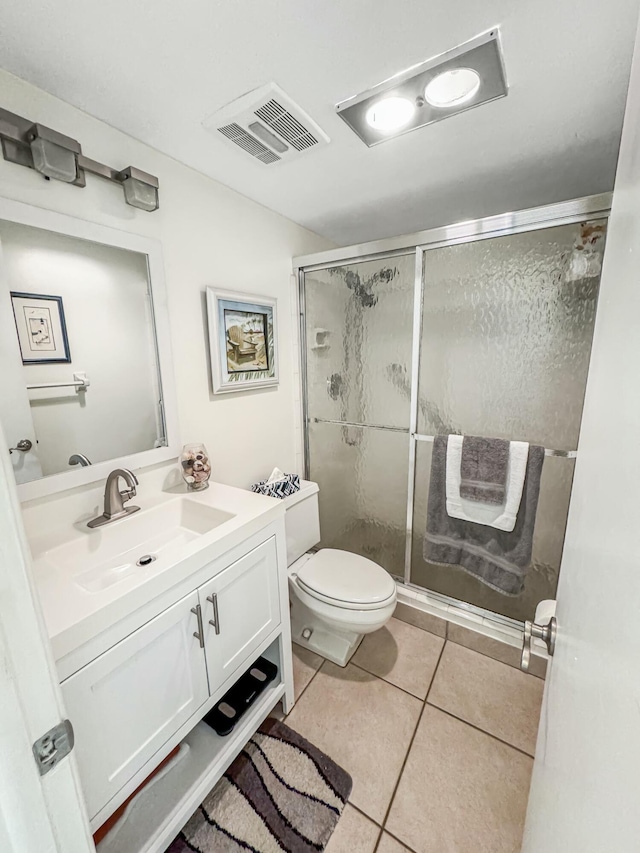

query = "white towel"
[445,435,529,532]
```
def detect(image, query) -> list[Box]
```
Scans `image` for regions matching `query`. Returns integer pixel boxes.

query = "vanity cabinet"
[61,534,283,825]
[61,590,209,820]
[197,536,281,693]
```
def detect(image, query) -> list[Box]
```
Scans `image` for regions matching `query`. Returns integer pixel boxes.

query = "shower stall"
[295,194,610,627]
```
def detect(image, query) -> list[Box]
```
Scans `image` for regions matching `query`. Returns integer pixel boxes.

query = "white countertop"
[29,481,284,662]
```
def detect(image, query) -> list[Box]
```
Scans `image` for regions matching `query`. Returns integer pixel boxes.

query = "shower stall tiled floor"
[280,616,544,853]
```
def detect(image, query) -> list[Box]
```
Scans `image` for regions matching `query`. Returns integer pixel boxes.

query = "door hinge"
[33,719,75,776]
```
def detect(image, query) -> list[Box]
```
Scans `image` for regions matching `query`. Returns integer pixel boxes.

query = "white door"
[0,420,93,853]
[61,591,209,823]
[199,537,281,697]
[522,13,640,853]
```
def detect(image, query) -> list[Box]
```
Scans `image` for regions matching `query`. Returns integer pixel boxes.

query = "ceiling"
[0,0,638,245]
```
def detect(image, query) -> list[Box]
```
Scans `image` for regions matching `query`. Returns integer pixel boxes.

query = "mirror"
[0,201,178,498]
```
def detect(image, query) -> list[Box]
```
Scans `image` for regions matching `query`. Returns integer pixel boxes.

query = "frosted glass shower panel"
[417,221,605,448]
[307,420,409,578]
[304,255,415,428]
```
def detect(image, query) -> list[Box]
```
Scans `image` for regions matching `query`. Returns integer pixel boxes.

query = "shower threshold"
[393,578,531,644]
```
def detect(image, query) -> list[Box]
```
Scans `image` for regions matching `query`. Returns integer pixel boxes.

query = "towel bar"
[26,372,90,392]
[412,434,577,458]
[308,418,578,458]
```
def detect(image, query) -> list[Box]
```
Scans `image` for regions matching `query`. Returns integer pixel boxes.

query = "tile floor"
[282,617,544,853]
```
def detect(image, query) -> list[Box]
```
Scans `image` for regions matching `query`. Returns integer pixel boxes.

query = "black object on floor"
[203,656,278,736]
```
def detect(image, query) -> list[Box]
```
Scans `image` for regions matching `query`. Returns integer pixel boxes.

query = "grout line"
[425,638,447,704]
[424,701,536,759]
[378,641,447,834]
[396,612,546,680]
[446,635,546,681]
[382,827,417,852]
[348,660,433,703]
[371,825,384,853]
[347,800,382,827]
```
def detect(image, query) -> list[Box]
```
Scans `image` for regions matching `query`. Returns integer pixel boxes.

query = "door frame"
[0,418,94,853]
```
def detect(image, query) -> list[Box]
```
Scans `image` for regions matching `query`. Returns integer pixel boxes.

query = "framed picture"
[206,288,278,393]
[11,292,71,364]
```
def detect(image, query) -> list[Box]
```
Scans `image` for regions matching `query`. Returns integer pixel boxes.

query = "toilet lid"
[296,549,396,608]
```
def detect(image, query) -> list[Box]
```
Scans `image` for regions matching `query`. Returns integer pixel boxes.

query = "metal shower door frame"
[295,192,612,627]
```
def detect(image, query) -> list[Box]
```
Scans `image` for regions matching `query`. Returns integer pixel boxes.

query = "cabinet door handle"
[191,605,205,648]
[207,594,220,635]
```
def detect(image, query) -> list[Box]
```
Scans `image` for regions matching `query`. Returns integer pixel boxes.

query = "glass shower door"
[303,254,415,578]
[410,220,606,621]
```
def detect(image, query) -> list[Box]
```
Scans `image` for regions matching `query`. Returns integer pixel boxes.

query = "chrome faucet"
[87,468,140,529]
[69,453,92,467]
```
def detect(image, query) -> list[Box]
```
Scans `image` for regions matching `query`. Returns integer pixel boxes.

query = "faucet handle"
[119,469,138,500]
[124,469,139,486]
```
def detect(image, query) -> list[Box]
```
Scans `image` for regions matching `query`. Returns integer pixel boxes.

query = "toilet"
[282,480,397,666]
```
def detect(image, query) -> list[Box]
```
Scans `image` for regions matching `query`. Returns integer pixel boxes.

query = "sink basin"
[44,498,235,593]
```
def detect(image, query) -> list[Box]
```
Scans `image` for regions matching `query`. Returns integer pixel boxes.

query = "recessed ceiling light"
[365,97,415,132]
[424,68,481,108]
[336,30,506,146]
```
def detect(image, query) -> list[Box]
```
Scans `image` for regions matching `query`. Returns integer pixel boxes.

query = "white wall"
[0,69,332,511]
[0,222,161,476]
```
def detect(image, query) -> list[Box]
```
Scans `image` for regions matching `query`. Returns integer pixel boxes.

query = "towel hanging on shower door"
[424,435,545,596]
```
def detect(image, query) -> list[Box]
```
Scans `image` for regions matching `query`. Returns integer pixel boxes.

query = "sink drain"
[136,554,156,567]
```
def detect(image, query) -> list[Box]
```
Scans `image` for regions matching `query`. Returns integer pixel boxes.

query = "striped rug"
[168,717,352,853]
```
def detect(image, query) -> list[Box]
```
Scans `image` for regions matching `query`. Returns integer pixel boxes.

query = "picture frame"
[10,292,71,364]
[206,288,278,394]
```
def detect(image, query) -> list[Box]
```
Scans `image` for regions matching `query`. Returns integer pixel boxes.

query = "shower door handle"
[521,617,557,672]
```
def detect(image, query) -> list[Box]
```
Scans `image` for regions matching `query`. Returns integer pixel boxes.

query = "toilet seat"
[295,548,396,611]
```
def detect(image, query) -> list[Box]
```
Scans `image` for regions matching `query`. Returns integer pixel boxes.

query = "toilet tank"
[281,480,320,566]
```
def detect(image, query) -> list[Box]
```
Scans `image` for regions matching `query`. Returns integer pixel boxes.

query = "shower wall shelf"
[311,328,330,350]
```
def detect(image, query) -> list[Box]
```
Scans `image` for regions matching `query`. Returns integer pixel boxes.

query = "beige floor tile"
[325,804,380,853]
[286,662,422,823]
[352,618,444,699]
[292,643,324,701]
[376,832,413,853]
[386,705,533,853]
[448,623,547,679]
[428,642,543,755]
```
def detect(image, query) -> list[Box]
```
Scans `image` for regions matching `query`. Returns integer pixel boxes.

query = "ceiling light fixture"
[424,68,481,108]
[336,29,507,147]
[366,97,415,132]
[0,107,160,211]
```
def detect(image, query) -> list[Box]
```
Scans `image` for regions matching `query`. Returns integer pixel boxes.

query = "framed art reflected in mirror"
[11,292,71,364]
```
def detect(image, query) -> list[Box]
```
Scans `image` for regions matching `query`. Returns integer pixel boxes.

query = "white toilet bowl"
[288,548,397,667]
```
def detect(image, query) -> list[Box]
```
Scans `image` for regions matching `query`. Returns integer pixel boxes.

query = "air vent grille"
[204,83,329,165]
[217,123,281,164]
[255,100,318,152]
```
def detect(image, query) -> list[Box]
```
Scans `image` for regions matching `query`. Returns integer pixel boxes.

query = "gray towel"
[424,435,545,596]
[459,435,510,504]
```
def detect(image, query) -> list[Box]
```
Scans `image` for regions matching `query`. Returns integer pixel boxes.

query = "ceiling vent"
[203,83,329,165]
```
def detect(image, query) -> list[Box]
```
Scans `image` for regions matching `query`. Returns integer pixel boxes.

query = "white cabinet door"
[199,537,281,695]
[61,591,209,821]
